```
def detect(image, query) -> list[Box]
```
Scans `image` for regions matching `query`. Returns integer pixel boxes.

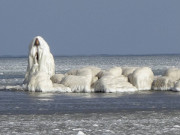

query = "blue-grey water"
[1,55,180,135]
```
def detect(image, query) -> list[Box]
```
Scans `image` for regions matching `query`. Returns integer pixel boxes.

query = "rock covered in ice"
[61,67,100,92]
[129,67,154,90]
[97,67,122,78]
[152,68,180,91]
[27,72,54,92]
[61,74,92,92]
[164,68,180,82]
[51,74,65,84]
[24,36,55,84]
[122,67,137,77]
[152,76,175,90]
[66,66,101,77]
[105,66,122,76]
[173,80,180,91]
[23,36,56,92]
[26,71,70,92]
[52,83,71,92]
[93,67,137,92]
[93,75,137,92]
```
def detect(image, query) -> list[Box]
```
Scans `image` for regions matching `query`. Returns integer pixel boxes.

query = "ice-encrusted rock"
[61,67,100,92]
[164,68,180,82]
[23,36,72,92]
[97,67,122,79]
[27,72,53,92]
[93,75,137,92]
[129,67,154,90]
[122,67,137,77]
[173,81,180,92]
[51,74,65,84]
[152,76,175,90]
[24,36,55,84]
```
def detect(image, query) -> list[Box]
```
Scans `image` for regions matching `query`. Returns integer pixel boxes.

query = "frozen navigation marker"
[23,36,55,91]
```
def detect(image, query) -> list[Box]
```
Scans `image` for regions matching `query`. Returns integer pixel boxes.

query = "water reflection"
[27,91,159,99]
[28,92,55,101]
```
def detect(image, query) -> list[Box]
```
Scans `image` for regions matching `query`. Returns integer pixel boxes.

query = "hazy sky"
[0,0,180,56]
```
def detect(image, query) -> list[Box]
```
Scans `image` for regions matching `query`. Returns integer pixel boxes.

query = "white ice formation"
[19,36,180,92]
[24,36,55,84]
[152,68,180,91]
[152,76,174,91]
[77,131,86,135]
[62,66,101,92]
[173,80,180,91]
[128,67,154,90]
[23,36,70,92]
[165,68,180,82]
[122,67,137,77]
[93,67,137,92]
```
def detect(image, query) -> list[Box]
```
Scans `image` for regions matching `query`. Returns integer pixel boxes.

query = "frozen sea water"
[1,111,180,135]
[1,55,180,134]
[0,91,180,134]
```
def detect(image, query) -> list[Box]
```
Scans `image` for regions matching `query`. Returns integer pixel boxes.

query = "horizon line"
[0,53,180,58]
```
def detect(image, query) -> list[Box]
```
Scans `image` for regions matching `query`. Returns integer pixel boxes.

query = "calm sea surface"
[1,55,180,135]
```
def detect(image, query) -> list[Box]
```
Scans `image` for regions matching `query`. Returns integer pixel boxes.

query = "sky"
[0,0,180,56]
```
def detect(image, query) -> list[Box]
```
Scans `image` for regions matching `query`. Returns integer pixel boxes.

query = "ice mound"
[93,67,137,92]
[24,36,55,84]
[166,68,180,91]
[97,67,122,78]
[152,68,180,91]
[152,76,175,91]
[129,67,154,90]
[61,67,101,92]
[23,36,55,91]
[51,74,65,84]
[165,68,180,82]
[23,36,71,92]
[26,72,54,92]
[173,81,180,91]
[122,67,137,77]
[77,131,86,135]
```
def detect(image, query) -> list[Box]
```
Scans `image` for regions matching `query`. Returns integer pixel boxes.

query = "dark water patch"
[1,90,180,115]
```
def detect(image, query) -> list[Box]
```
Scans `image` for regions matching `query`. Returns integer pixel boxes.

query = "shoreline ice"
[2,36,180,93]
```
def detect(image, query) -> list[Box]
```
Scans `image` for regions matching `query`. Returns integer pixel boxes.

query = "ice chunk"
[97,67,122,78]
[61,68,93,92]
[164,68,180,82]
[152,76,175,90]
[51,74,64,84]
[129,67,154,90]
[93,75,137,92]
[122,67,137,77]
[24,36,55,84]
[77,131,86,135]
